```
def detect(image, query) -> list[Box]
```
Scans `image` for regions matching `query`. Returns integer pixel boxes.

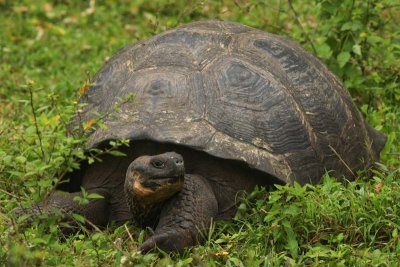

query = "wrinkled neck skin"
[124,171,184,227]
[124,179,163,228]
[116,141,278,225]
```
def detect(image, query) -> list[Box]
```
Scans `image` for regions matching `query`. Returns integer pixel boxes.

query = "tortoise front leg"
[140,174,218,253]
[15,188,110,232]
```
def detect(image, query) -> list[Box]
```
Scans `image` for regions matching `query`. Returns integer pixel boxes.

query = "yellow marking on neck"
[131,171,184,204]
[133,180,155,196]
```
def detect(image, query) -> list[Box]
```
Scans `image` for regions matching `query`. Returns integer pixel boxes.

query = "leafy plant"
[0,0,399,265]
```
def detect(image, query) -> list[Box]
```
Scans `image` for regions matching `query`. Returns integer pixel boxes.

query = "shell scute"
[78,20,385,184]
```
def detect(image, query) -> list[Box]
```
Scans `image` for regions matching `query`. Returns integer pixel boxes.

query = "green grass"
[1,0,400,266]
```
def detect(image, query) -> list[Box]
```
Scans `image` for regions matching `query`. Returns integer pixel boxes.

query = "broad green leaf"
[108,150,127,157]
[392,228,398,238]
[87,193,104,199]
[341,21,362,31]
[73,196,89,205]
[72,213,85,224]
[15,156,27,163]
[352,44,362,56]
[32,238,47,245]
[337,51,351,68]
[283,220,298,258]
[316,43,332,59]
[16,213,32,223]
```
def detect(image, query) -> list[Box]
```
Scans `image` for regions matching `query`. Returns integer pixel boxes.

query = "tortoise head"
[125,152,185,205]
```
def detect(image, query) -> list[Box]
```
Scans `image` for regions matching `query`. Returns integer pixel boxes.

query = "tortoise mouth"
[149,173,184,181]
[142,174,184,190]
[129,174,185,204]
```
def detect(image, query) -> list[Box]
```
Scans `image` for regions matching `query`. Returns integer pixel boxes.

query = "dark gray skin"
[16,141,275,253]
[122,149,278,253]
[124,152,218,252]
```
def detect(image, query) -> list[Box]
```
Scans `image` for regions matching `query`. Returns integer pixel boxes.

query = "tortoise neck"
[124,184,164,228]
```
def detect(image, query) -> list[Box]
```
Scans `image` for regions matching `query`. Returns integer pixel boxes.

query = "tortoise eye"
[151,160,165,169]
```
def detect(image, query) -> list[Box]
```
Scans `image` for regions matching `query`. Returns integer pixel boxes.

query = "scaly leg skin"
[14,188,110,232]
[140,174,218,253]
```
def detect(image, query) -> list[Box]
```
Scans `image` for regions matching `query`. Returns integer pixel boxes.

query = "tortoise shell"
[77,20,386,185]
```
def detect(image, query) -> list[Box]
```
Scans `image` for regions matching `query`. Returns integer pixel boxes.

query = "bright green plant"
[0,0,399,265]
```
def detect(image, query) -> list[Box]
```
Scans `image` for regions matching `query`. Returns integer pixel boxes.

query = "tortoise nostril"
[175,159,183,165]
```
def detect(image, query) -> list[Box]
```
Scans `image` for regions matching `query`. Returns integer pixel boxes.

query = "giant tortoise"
[20,20,387,253]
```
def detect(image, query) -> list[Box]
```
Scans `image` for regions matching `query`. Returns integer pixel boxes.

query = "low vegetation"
[1,0,399,265]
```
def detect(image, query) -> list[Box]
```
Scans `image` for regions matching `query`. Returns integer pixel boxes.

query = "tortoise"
[20,20,387,253]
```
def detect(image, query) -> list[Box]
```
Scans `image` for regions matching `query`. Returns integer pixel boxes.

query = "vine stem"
[0,188,20,199]
[29,86,46,162]
[287,0,317,55]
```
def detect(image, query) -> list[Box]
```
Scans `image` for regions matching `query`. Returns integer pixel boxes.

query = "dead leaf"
[374,182,384,193]
[51,115,60,123]
[83,0,96,16]
[13,6,29,13]
[84,118,97,131]
[44,3,53,13]
[46,23,66,35]
[79,80,90,96]
[209,251,229,257]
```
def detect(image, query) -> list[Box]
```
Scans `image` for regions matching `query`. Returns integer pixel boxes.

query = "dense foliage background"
[1,0,399,265]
